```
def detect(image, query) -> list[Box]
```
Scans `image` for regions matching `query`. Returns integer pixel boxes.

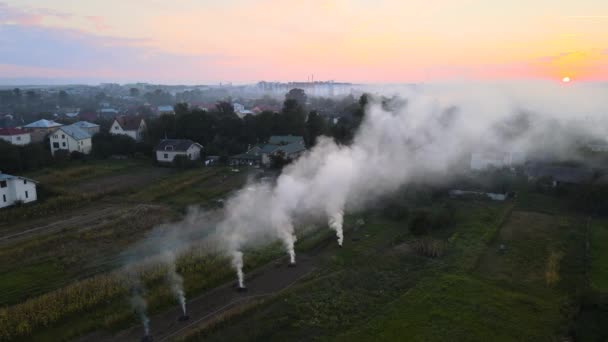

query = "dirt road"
[0,203,164,246]
[83,254,318,342]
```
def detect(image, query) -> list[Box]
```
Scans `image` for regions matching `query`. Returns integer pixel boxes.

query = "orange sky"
[1,0,608,83]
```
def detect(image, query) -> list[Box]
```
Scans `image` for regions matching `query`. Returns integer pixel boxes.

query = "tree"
[95,92,107,102]
[174,103,189,116]
[280,99,306,136]
[92,132,137,158]
[409,210,432,236]
[285,88,307,106]
[216,101,234,115]
[305,111,327,147]
[129,88,140,98]
[58,90,70,107]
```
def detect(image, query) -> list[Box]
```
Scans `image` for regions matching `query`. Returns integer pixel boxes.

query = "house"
[0,128,31,145]
[157,105,174,115]
[155,139,203,163]
[99,108,119,119]
[0,173,38,209]
[525,163,594,186]
[49,125,93,156]
[22,119,63,142]
[230,135,306,166]
[470,150,526,171]
[71,121,100,135]
[110,116,147,142]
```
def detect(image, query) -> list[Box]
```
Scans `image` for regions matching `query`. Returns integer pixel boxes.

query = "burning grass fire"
[119,83,608,340]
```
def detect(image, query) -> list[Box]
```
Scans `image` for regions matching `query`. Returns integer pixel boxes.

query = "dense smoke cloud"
[130,81,608,289]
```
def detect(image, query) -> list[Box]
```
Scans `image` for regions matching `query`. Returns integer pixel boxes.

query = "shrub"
[409,210,432,236]
[412,238,445,258]
[70,151,86,160]
[173,155,198,169]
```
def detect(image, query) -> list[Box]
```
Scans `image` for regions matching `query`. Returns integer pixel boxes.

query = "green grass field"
[2,162,606,342]
[589,220,608,293]
[183,193,595,342]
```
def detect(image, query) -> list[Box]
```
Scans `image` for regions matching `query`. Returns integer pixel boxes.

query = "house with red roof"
[0,128,31,146]
[110,116,147,142]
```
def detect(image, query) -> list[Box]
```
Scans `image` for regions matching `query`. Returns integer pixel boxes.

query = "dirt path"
[0,203,164,246]
[82,254,318,342]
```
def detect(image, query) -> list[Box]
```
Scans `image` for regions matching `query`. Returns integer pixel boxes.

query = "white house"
[470,150,526,171]
[0,128,31,145]
[155,139,203,163]
[50,125,93,156]
[0,173,38,209]
[110,116,147,142]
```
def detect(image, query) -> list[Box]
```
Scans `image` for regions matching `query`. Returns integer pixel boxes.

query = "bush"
[409,210,432,236]
[70,151,86,160]
[53,149,70,162]
[92,132,137,158]
[383,202,409,221]
[173,155,197,169]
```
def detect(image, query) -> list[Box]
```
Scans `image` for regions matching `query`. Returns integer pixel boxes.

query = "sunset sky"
[1,0,608,84]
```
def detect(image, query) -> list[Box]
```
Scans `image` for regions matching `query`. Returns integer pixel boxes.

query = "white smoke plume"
[231,250,245,288]
[126,81,608,294]
[328,210,344,246]
[164,252,187,315]
[127,271,150,337]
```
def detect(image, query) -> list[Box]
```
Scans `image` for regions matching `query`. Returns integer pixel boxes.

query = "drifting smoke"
[126,81,608,296]
[328,211,344,246]
[232,250,245,288]
[129,276,150,336]
[164,252,186,315]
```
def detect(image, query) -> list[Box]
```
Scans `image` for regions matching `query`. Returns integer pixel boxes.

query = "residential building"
[525,163,594,186]
[71,121,100,135]
[0,128,31,145]
[110,116,147,142]
[470,150,526,171]
[230,135,306,166]
[0,173,38,209]
[49,125,93,156]
[155,139,203,163]
[157,105,174,115]
[22,119,63,142]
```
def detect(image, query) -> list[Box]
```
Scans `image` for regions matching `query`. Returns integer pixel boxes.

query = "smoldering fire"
[125,81,608,329]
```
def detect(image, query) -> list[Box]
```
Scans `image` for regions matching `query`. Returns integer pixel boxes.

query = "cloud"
[0,23,239,84]
[0,1,71,26]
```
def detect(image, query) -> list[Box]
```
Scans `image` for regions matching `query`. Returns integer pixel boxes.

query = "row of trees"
[144,89,368,157]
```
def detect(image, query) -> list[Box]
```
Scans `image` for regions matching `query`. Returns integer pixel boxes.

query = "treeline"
[143,90,369,157]
[0,140,53,173]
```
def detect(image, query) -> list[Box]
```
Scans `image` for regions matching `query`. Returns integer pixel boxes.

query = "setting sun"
[562,76,571,83]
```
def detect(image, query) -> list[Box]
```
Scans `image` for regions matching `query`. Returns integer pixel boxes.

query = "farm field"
[0,160,254,341]
[178,194,599,342]
[1,160,606,342]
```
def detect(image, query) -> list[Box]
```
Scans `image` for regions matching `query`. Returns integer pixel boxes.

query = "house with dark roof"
[49,124,93,156]
[155,139,203,164]
[525,162,595,186]
[110,116,147,142]
[0,128,31,146]
[230,135,306,167]
[0,172,38,209]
